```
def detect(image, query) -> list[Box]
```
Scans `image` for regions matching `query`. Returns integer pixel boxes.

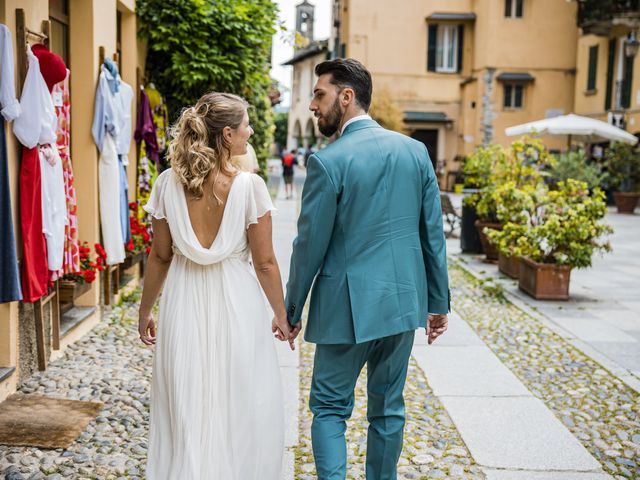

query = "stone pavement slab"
[482,469,612,480]
[444,396,604,471]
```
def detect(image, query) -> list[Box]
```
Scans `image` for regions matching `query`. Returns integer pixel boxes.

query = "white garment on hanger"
[39,145,67,271]
[0,24,20,121]
[13,46,57,148]
[115,81,134,162]
[99,133,125,265]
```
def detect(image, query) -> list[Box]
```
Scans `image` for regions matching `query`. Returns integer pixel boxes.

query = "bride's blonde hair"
[169,92,248,199]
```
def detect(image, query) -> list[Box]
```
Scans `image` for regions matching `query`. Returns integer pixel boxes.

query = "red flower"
[95,243,107,259]
[82,269,96,283]
[146,246,151,254]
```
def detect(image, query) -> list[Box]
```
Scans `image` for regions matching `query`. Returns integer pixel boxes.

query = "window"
[436,25,458,72]
[428,24,464,73]
[49,0,69,65]
[587,45,598,92]
[504,84,524,109]
[505,0,524,18]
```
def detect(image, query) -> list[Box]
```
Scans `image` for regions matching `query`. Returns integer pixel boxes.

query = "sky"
[271,0,331,108]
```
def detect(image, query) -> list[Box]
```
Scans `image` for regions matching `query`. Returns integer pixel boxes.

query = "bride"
[137,92,293,479]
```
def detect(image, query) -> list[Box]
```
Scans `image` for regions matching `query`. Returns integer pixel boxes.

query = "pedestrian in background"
[282,149,298,199]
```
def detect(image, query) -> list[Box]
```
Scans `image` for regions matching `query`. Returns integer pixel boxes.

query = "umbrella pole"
[567,134,572,150]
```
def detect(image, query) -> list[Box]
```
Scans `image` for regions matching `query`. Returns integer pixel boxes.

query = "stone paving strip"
[293,338,485,480]
[0,290,150,480]
[449,262,640,479]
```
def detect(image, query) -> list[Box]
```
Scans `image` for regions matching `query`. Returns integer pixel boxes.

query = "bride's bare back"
[184,170,238,249]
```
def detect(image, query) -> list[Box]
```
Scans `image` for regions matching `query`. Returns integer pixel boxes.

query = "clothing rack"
[15,8,50,94]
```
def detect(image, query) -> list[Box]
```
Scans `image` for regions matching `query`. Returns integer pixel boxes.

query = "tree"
[136,0,279,172]
[273,112,288,154]
[369,88,406,134]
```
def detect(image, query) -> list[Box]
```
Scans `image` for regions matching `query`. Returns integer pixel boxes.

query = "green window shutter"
[428,24,438,72]
[605,39,616,110]
[587,45,598,91]
[622,54,634,108]
[457,25,464,73]
[505,0,512,17]
[516,0,523,17]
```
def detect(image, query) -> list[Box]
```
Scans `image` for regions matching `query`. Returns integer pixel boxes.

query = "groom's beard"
[317,98,344,137]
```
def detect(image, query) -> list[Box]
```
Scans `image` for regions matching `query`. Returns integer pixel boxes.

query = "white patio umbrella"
[505,113,638,145]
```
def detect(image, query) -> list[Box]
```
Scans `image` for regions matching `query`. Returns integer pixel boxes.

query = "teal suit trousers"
[310,331,415,480]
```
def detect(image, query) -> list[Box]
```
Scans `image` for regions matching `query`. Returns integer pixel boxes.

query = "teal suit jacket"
[285,119,449,344]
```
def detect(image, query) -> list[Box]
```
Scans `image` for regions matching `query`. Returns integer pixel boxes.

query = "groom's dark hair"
[315,58,372,112]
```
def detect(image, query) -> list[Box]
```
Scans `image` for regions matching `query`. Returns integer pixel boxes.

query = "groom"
[285,58,450,479]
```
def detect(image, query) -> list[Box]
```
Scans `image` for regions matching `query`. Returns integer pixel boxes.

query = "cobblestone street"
[0,176,639,479]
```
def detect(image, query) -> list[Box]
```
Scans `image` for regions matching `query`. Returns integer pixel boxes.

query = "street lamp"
[625,30,639,58]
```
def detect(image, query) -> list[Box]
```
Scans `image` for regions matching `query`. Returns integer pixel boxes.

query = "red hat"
[31,44,67,92]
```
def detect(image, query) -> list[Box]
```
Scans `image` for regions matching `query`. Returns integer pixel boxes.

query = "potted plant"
[474,138,552,262]
[548,149,604,190]
[500,179,612,300]
[486,182,543,279]
[603,142,640,213]
[59,242,107,304]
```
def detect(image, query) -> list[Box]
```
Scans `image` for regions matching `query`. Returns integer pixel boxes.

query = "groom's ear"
[340,87,355,107]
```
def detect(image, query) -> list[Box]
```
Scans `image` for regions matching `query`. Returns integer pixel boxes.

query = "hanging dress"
[135,88,158,225]
[52,70,79,275]
[13,46,58,302]
[0,24,22,302]
[91,65,125,265]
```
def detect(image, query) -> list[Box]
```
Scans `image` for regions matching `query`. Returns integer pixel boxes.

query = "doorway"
[411,129,438,170]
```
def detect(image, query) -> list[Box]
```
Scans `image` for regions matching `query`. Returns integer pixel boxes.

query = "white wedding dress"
[143,169,284,479]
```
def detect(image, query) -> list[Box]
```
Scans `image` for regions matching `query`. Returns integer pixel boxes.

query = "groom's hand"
[427,314,448,345]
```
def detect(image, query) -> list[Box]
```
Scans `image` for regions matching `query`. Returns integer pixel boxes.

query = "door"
[411,129,438,170]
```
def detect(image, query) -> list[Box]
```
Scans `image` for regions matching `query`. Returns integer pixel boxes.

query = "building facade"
[284,1,329,152]
[0,0,144,402]
[573,1,640,136]
[328,0,578,188]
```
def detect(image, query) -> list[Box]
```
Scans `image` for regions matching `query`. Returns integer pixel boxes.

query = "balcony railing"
[578,0,640,33]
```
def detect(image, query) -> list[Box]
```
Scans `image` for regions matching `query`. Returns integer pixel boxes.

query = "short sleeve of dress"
[246,173,277,229]
[143,169,172,220]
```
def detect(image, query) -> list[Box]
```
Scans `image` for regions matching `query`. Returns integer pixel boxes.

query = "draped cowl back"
[143,168,276,265]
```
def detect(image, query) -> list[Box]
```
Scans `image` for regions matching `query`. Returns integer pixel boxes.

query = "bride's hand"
[272,315,295,351]
[139,311,157,346]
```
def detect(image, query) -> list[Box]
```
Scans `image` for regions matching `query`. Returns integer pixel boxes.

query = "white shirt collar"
[340,114,372,135]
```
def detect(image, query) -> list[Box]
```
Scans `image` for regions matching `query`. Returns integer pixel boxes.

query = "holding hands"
[272,314,301,351]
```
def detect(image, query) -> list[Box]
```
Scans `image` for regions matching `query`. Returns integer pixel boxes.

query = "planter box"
[518,257,572,300]
[498,254,520,279]
[58,280,91,305]
[613,192,640,214]
[474,221,501,261]
[121,251,145,270]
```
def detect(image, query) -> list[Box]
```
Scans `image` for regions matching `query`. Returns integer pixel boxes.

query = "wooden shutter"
[587,45,598,91]
[457,25,464,73]
[605,39,616,110]
[505,0,512,17]
[622,54,634,108]
[516,0,523,17]
[428,24,437,72]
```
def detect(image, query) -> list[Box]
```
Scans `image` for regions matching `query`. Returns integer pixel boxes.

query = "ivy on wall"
[136,0,279,171]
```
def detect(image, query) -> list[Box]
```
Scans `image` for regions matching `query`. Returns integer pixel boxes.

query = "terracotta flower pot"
[498,253,520,279]
[474,220,501,261]
[613,192,640,214]
[518,257,572,300]
[58,280,91,305]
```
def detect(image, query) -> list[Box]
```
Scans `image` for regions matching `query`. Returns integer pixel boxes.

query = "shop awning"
[426,12,476,21]
[404,111,452,123]
[496,72,535,82]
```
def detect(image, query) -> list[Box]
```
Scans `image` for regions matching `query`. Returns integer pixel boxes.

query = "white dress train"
[143,169,284,479]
